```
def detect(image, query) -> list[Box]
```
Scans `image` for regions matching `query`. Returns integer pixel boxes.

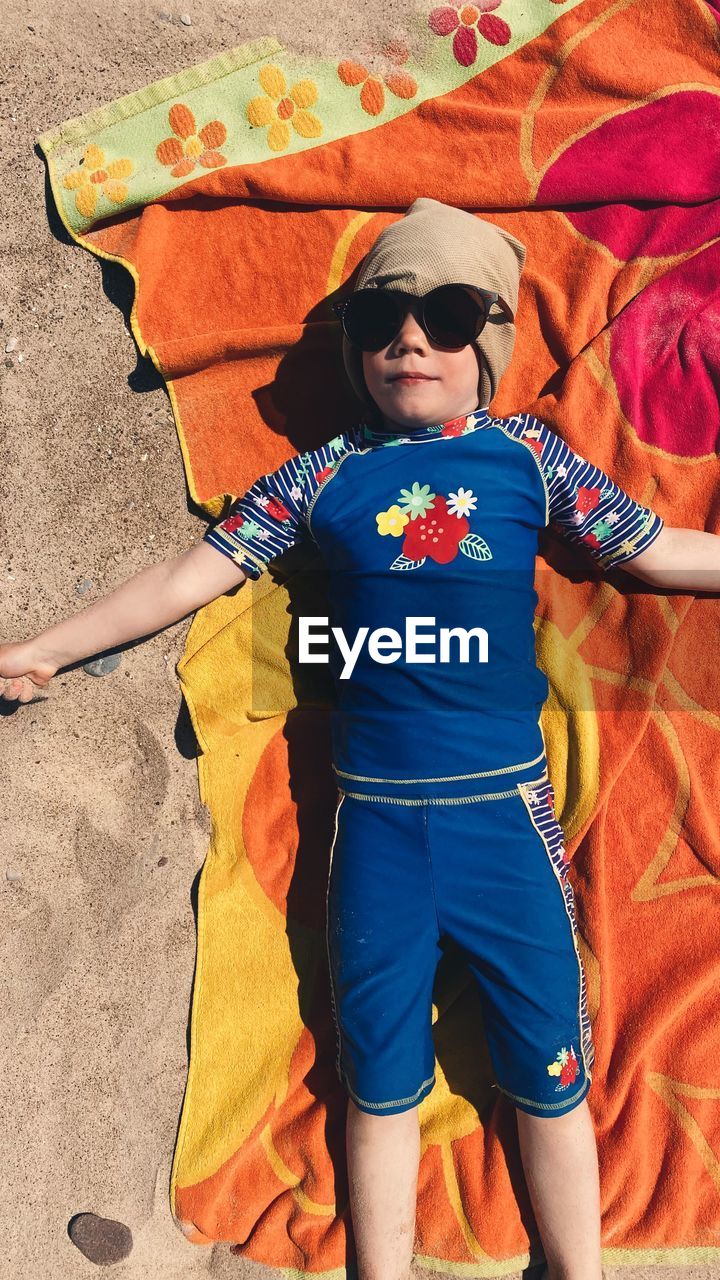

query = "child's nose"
[396,304,425,338]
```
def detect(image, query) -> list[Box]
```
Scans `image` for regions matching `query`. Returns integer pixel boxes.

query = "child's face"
[361,296,482,430]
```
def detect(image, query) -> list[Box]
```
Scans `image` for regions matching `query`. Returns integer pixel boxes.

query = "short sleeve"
[203,435,351,579]
[521,415,665,570]
[203,452,315,580]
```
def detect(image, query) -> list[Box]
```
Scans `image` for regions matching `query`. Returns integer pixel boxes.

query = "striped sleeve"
[203,436,349,579]
[519,415,664,570]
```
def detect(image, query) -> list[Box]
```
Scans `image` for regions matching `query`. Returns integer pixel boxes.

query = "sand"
[1,1,713,1276]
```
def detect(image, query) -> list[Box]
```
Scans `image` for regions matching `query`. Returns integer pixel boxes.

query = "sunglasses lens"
[340,285,489,351]
[424,286,485,348]
[341,292,401,351]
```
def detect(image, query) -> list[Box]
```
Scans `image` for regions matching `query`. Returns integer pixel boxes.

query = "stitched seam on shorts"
[342,1070,436,1111]
[496,1073,590,1111]
[325,794,346,1082]
[333,748,547,784]
[516,779,594,1082]
[337,786,525,805]
[423,806,442,938]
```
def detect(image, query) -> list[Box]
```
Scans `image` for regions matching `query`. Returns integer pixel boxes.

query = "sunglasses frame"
[332,283,515,351]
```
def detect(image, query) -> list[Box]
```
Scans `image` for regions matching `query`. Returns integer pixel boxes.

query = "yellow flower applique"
[376,505,409,537]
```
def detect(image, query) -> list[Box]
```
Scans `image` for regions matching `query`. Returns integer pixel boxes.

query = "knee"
[348,1097,421,1123]
[515,1096,590,1126]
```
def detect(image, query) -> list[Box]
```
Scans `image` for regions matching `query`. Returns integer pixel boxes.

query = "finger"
[18,677,47,704]
[0,678,21,701]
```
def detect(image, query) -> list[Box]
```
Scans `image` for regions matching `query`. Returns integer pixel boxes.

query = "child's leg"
[346,1098,420,1280]
[516,1098,603,1280]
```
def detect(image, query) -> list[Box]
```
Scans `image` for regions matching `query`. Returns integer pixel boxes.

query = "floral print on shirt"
[375,480,493,569]
[547,1043,580,1090]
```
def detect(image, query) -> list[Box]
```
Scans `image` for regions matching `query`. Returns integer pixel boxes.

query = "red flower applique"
[575,485,601,516]
[547,1043,580,1090]
[402,495,469,564]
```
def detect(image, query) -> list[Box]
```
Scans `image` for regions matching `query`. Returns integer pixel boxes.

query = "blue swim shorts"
[325,758,595,1118]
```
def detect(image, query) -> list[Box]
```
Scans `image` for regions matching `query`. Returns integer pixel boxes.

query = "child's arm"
[0,541,249,705]
[617,526,720,592]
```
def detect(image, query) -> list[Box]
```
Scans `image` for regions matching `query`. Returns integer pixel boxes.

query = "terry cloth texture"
[37,0,720,1272]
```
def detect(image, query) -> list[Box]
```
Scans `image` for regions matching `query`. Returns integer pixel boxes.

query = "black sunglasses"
[332,283,514,352]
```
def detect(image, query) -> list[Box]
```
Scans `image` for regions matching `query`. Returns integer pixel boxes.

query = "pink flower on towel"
[428,3,511,67]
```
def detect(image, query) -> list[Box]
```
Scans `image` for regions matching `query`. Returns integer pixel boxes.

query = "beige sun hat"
[341,197,527,421]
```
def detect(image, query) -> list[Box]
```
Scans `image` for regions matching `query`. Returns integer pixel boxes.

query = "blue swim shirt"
[203,409,664,787]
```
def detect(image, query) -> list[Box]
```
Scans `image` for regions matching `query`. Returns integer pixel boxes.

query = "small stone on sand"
[68,1212,133,1265]
[83,654,122,677]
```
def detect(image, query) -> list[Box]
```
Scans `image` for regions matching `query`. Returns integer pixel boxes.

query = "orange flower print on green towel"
[337,40,418,117]
[62,144,133,220]
[156,104,228,177]
[547,1044,580,1090]
[376,481,492,569]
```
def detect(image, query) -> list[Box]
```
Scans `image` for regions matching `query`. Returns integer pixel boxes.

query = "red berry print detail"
[581,531,604,552]
[265,495,291,521]
[560,1045,579,1087]
[402,495,469,564]
[548,1043,580,1089]
[440,416,469,438]
[315,465,335,484]
[223,514,245,533]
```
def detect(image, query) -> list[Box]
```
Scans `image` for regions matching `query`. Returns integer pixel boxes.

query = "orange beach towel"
[37,0,720,1273]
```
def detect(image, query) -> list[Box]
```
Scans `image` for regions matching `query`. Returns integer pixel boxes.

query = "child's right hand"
[0,642,59,704]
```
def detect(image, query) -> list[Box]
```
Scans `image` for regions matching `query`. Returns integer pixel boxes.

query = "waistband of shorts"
[333,748,549,804]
